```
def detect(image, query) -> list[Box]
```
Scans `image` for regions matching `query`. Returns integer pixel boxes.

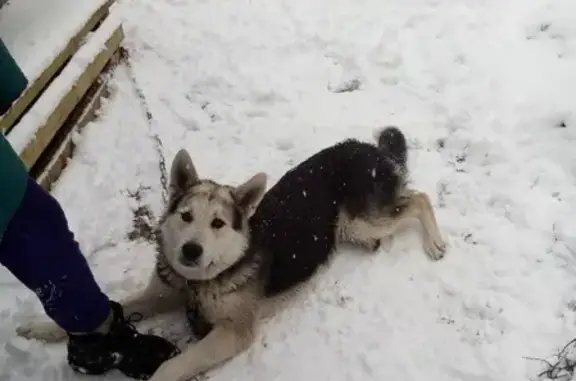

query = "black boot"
[66,301,180,380]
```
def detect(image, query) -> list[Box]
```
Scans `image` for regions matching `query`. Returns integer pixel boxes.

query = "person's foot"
[66,301,180,380]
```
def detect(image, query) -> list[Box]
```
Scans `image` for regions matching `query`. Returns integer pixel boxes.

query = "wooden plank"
[0,0,115,133]
[32,50,121,190]
[33,71,110,190]
[6,19,124,170]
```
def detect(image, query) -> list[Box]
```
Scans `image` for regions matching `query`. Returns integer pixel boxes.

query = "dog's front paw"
[148,357,190,381]
[16,320,67,342]
[424,235,447,260]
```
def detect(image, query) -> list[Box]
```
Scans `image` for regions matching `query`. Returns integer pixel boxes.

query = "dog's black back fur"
[250,127,408,297]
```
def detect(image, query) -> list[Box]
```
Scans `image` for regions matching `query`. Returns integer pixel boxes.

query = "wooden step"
[5,9,124,190]
[31,52,121,191]
[0,0,115,133]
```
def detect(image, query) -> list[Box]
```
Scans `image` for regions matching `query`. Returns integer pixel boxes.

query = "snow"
[0,0,109,83]
[2,0,576,380]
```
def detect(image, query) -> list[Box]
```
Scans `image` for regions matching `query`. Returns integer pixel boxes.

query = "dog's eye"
[211,218,225,229]
[181,211,193,223]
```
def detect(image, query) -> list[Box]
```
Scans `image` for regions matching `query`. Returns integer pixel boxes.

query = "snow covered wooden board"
[0,0,114,132]
[6,14,124,170]
[32,55,118,191]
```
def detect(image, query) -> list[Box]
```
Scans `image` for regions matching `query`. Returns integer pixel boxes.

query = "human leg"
[0,176,180,379]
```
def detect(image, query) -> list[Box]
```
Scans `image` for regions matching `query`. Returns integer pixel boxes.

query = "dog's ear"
[169,149,199,196]
[233,172,267,215]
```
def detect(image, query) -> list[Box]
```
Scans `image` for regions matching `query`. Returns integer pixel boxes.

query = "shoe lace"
[111,311,144,340]
[127,312,144,324]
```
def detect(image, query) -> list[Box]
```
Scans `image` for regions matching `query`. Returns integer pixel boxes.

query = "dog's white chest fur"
[188,281,258,325]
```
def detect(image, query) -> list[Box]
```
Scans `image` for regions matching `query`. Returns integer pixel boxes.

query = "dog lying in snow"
[16,126,447,381]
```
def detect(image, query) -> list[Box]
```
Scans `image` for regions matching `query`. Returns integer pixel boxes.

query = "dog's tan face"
[159,149,267,281]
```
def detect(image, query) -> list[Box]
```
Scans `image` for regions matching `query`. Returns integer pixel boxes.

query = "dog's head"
[158,149,267,281]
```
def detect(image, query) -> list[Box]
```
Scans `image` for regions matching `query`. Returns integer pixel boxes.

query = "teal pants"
[0,38,28,115]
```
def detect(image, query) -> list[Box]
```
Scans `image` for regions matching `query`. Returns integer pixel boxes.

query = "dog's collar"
[155,252,187,290]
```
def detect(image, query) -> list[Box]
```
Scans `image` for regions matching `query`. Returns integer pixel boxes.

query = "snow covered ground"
[2,0,576,379]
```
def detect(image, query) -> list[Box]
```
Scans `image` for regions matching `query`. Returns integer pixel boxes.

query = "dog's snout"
[181,241,203,266]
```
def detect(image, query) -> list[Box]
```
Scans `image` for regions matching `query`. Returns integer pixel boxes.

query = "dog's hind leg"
[337,190,447,260]
[383,190,447,259]
[401,191,446,259]
[336,212,396,253]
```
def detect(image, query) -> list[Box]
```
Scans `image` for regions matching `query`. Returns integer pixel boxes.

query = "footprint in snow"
[328,78,362,94]
[276,138,294,151]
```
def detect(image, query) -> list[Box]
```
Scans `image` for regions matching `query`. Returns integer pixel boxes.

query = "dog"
[16,126,447,381]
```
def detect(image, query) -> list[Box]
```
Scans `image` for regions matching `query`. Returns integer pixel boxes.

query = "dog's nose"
[181,241,203,265]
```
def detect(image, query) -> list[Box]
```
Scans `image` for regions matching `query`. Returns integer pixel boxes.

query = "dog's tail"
[373,126,407,171]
